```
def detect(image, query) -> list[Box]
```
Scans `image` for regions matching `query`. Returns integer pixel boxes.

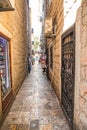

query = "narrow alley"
[1,62,70,130]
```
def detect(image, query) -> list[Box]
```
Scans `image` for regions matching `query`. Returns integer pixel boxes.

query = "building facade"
[43,0,87,130]
[28,7,32,56]
[0,0,30,124]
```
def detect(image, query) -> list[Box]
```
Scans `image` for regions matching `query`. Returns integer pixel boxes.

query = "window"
[32,28,34,33]
[50,46,53,69]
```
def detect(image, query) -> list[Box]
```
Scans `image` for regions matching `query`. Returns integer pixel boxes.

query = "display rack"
[0,36,10,98]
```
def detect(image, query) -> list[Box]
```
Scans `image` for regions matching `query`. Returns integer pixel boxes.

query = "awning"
[0,0,14,12]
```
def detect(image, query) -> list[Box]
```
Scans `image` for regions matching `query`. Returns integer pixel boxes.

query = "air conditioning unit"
[44,17,56,38]
[44,17,52,35]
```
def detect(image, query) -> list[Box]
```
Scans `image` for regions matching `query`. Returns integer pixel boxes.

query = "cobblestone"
[0,62,70,130]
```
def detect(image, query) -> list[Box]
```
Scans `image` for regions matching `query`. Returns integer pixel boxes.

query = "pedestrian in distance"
[28,56,32,73]
[41,54,46,73]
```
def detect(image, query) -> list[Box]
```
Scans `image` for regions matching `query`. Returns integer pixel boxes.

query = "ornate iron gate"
[61,25,75,128]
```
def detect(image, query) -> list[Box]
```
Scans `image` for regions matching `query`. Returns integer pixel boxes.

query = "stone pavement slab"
[30,119,39,130]
[0,62,70,130]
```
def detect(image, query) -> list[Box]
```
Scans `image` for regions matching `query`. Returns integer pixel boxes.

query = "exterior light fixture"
[0,0,14,12]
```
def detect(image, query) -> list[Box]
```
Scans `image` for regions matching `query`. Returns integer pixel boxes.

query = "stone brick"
[80,66,87,81]
[80,112,87,130]
[40,124,52,130]
[76,1,87,130]
[80,82,87,97]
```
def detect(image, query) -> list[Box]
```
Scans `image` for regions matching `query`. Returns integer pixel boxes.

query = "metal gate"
[61,25,75,128]
[46,48,49,79]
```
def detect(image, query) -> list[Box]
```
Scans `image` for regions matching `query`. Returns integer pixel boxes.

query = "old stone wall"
[0,0,28,94]
[47,0,64,100]
[46,0,87,129]
[79,1,87,129]
[75,0,87,129]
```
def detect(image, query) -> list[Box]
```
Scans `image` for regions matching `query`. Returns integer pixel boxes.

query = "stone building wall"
[75,0,87,129]
[0,0,28,95]
[45,0,87,129]
[46,0,64,100]
[29,8,32,55]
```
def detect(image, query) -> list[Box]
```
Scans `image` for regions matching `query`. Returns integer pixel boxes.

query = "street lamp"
[0,0,14,12]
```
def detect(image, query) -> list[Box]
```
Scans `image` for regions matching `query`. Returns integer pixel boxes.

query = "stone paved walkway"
[1,62,70,130]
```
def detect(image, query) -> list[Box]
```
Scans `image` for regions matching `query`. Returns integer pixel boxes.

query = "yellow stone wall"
[47,0,64,100]
[75,1,87,129]
[0,0,28,94]
[46,0,87,129]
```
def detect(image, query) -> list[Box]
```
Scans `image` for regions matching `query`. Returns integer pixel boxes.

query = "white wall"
[63,0,81,31]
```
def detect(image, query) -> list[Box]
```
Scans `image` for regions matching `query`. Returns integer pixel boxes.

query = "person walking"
[41,54,46,73]
[28,56,32,73]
